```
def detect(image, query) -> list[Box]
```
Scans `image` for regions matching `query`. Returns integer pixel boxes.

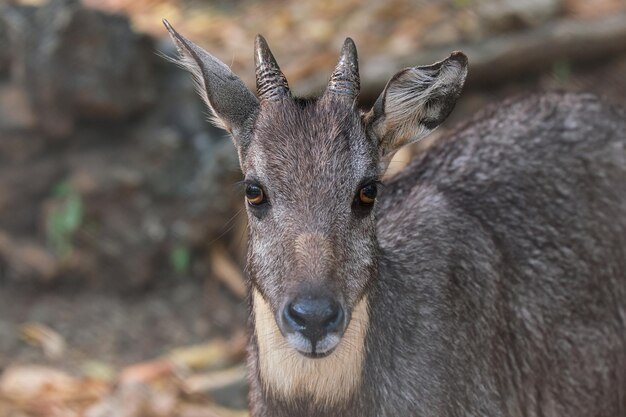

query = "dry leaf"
[0,366,76,401]
[178,403,249,417]
[119,359,175,385]
[20,322,67,360]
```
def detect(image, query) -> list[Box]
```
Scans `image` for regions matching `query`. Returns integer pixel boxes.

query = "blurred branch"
[210,243,247,300]
[362,13,626,96]
[182,365,246,395]
[465,12,626,86]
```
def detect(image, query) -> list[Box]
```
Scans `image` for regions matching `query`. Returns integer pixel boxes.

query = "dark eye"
[246,184,266,206]
[358,183,377,205]
[353,182,378,216]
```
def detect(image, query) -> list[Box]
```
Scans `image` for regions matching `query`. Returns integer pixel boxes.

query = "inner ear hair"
[368,52,468,159]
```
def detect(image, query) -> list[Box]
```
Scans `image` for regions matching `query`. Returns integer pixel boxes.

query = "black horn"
[325,37,360,101]
[255,35,290,101]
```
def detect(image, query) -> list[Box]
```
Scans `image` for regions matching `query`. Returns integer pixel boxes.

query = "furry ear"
[163,19,259,143]
[366,52,468,162]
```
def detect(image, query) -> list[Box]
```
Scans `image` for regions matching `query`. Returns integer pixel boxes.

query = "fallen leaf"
[119,359,175,385]
[0,365,76,401]
[20,322,67,360]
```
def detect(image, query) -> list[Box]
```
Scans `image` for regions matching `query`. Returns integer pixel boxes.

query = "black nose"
[283,296,344,341]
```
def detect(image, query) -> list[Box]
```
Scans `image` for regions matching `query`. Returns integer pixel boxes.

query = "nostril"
[323,305,344,331]
[286,302,308,327]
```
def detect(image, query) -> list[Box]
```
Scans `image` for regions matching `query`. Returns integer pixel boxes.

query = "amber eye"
[358,183,377,205]
[246,184,266,206]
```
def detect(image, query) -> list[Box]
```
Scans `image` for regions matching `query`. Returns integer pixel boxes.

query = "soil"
[0,281,247,371]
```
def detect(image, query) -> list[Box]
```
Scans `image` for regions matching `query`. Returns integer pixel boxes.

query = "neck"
[251,288,370,408]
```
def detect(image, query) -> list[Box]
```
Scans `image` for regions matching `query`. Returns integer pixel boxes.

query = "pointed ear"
[163,19,259,144]
[366,52,468,161]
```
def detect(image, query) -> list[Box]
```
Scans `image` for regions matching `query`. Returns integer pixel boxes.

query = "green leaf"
[552,60,572,83]
[170,244,191,275]
[46,181,83,257]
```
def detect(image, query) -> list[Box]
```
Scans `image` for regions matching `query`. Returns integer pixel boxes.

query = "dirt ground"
[0,282,246,371]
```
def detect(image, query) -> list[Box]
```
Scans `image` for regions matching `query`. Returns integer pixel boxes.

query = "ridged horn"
[325,37,360,100]
[255,35,290,101]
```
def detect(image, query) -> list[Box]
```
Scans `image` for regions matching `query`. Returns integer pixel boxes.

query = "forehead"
[245,98,377,188]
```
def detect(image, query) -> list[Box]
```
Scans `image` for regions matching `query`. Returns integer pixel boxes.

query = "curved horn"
[255,35,290,101]
[326,38,360,100]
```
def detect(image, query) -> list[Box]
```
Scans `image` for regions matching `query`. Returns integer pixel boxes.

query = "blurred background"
[0,0,625,415]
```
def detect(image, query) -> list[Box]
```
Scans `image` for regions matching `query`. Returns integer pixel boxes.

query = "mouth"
[302,350,335,359]
[285,331,342,358]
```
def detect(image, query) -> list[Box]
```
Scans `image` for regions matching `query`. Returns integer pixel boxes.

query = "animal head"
[164,20,467,361]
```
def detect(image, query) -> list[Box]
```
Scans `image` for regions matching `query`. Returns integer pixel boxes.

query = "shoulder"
[382,91,625,195]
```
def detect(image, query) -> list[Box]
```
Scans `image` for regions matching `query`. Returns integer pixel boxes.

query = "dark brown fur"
[248,92,626,417]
